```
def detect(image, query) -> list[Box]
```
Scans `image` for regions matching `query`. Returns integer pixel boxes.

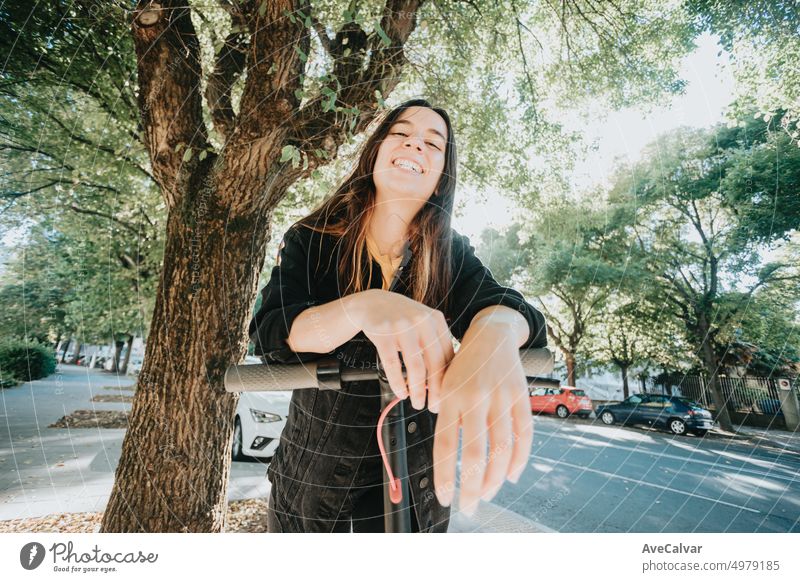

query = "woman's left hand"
[431,324,533,516]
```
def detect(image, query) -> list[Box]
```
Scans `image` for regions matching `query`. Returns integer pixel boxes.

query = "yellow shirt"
[366,234,404,290]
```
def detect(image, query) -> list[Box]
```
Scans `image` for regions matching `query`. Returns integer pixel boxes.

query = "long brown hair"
[292,98,458,314]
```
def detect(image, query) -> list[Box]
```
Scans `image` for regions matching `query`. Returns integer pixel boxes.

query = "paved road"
[492,415,800,532]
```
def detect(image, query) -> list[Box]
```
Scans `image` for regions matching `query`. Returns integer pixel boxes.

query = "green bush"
[0,340,57,384]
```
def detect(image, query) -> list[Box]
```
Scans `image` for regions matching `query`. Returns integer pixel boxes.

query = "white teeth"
[393,158,422,174]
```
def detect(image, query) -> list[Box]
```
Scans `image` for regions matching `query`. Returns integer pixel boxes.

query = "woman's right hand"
[354,289,455,411]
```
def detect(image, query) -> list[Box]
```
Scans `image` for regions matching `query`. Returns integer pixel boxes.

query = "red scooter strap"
[377,396,403,504]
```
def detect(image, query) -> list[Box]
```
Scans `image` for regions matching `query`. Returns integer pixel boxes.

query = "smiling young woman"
[248,98,548,533]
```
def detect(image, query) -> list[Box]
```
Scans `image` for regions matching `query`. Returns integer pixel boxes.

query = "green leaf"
[174,143,184,153]
[258,1,267,17]
[280,145,297,163]
[183,147,192,162]
[374,22,391,47]
[198,150,207,161]
[295,46,307,62]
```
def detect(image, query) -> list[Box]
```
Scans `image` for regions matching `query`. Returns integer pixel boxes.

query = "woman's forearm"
[286,290,370,353]
[462,305,530,349]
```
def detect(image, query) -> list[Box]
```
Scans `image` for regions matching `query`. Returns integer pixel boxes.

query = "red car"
[529,386,593,419]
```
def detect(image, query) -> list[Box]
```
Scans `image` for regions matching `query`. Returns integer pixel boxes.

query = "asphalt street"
[493,415,800,532]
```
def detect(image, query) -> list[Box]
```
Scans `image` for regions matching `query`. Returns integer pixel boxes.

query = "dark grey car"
[595,394,715,436]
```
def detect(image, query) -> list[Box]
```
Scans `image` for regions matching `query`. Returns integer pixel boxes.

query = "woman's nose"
[403,137,424,151]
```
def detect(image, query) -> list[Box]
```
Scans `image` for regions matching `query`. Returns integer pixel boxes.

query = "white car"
[232,356,291,461]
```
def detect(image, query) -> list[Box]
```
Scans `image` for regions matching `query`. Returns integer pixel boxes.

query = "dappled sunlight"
[709,473,771,501]
[571,423,658,445]
[711,449,792,472]
[665,439,712,457]
[530,462,555,474]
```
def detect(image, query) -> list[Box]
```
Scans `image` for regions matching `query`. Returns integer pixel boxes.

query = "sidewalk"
[446,499,554,533]
[710,424,800,455]
[0,364,269,521]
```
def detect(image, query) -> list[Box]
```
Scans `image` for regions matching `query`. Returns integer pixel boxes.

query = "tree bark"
[109,340,124,373]
[100,198,272,531]
[699,319,733,432]
[620,364,629,399]
[68,341,82,364]
[565,352,577,386]
[60,338,70,362]
[119,334,134,374]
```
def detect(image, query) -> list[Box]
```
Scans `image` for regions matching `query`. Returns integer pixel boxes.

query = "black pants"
[267,480,421,533]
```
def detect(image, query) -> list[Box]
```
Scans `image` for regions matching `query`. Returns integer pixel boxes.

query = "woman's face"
[372,106,448,208]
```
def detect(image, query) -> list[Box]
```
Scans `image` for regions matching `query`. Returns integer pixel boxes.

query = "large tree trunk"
[119,334,134,374]
[699,322,733,432]
[620,364,629,400]
[108,340,125,373]
[100,194,274,532]
[60,337,71,362]
[564,352,577,387]
[68,341,82,364]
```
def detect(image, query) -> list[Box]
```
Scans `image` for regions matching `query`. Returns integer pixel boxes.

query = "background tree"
[607,120,800,431]
[688,0,800,141]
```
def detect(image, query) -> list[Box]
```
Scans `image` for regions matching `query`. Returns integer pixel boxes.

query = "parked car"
[595,394,715,436]
[232,389,291,461]
[530,386,593,419]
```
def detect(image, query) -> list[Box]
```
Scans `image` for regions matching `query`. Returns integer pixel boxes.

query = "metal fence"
[653,374,797,428]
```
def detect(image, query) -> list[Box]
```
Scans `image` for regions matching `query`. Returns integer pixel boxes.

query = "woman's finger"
[421,318,448,414]
[371,337,408,399]
[459,402,489,517]
[433,404,460,507]
[508,377,534,482]
[480,389,513,501]
[396,326,427,410]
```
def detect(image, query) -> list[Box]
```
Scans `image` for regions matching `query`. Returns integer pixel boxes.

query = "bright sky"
[452,33,736,241]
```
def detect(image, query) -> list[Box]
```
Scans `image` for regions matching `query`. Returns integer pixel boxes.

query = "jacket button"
[419,476,429,489]
[407,421,417,434]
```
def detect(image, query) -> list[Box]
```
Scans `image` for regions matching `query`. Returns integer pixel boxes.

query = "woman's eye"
[391,132,441,150]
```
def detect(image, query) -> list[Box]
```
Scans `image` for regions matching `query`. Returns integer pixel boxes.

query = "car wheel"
[232,417,246,461]
[600,411,615,425]
[692,429,708,437]
[556,405,569,419]
[669,418,687,435]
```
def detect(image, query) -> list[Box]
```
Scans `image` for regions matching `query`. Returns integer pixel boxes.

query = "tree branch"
[131,0,209,208]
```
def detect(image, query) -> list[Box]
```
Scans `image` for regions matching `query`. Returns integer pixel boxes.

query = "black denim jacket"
[248,223,547,532]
